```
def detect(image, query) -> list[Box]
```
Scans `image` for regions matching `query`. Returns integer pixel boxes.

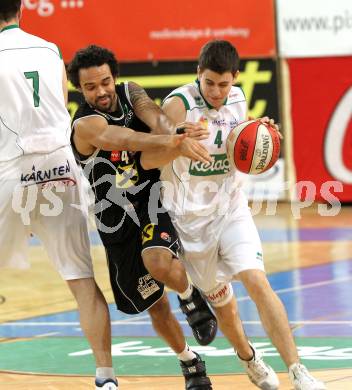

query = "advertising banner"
[288,57,352,202]
[21,0,276,62]
[277,0,352,58]
[68,59,279,122]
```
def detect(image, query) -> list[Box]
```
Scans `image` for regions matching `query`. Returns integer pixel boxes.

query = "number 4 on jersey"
[214,130,223,148]
[24,71,40,107]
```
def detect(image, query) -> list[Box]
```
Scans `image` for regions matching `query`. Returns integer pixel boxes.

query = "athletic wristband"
[176,127,186,134]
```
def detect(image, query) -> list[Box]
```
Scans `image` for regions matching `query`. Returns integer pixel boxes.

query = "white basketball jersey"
[160,81,247,230]
[0,25,71,162]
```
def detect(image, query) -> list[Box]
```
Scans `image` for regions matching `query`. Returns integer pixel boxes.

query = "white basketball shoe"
[289,363,326,390]
[95,378,118,389]
[238,343,279,390]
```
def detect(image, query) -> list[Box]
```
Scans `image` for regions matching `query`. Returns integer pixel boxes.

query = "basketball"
[226,119,281,175]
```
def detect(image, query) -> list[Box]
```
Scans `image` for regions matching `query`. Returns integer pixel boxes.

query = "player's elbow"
[140,154,155,170]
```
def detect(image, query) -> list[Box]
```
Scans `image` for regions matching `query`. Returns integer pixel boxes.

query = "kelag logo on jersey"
[189,153,230,176]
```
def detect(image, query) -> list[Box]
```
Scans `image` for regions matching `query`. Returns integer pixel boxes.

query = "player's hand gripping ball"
[226,119,280,174]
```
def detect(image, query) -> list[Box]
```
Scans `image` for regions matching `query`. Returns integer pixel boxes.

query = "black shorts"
[105,207,180,314]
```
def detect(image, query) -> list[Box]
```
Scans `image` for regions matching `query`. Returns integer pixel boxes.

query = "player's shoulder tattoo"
[128,81,161,113]
[128,81,147,105]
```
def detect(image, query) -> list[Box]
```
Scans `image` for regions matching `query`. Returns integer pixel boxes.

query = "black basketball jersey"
[71,82,160,245]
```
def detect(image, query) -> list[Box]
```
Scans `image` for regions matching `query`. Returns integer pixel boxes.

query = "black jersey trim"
[72,114,104,130]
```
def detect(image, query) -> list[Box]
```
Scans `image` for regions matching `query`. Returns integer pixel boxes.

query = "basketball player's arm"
[128,81,175,135]
[128,82,209,139]
[72,115,186,154]
[140,96,212,169]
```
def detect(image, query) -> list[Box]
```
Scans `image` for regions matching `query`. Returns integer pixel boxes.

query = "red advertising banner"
[288,57,352,202]
[21,0,276,62]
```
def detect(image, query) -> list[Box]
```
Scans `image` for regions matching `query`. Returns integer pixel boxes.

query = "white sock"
[96,367,116,381]
[288,362,301,371]
[177,343,197,362]
[178,284,193,300]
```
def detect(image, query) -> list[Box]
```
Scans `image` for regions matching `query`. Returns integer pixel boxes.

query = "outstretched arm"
[72,114,185,157]
[140,96,212,169]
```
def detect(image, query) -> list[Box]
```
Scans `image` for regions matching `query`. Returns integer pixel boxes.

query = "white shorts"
[0,146,93,280]
[178,190,265,293]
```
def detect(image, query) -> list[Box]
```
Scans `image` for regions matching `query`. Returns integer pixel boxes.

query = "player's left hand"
[251,116,283,139]
[176,121,210,140]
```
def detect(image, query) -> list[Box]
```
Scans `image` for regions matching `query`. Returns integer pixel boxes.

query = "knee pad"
[204,283,233,307]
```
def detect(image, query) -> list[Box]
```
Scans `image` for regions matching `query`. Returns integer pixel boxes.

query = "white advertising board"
[276,0,352,58]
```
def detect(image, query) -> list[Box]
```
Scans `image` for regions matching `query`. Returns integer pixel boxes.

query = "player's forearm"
[94,125,174,152]
[150,112,175,135]
[125,132,176,151]
[138,108,175,135]
[141,148,181,170]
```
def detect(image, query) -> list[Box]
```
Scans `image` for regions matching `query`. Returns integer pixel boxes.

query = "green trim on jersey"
[56,45,63,59]
[195,79,228,109]
[0,24,19,33]
[169,93,190,110]
[195,79,213,109]
[0,46,62,59]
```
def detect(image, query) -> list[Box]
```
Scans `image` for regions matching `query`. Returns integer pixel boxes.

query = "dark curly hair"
[67,45,119,88]
[0,0,21,22]
[198,40,239,75]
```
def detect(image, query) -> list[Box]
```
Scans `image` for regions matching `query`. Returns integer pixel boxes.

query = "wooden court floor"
[1,369,351,389]
[1,203,352,389]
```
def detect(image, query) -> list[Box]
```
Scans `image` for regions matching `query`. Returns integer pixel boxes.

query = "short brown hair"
[0,0,21,22]
[198,40,240,75]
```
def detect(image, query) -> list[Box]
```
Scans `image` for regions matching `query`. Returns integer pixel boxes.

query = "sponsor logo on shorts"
[189,153,230,176]
[256,252,263,261]
[207,285,229,303]
[20,160,76,187]
[142,223,155,245]
[160,232,171,242]
[137,274,160,299]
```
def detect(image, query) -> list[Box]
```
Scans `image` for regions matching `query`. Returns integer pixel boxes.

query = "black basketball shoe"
[180,352,213,390]
[178,286,217,345]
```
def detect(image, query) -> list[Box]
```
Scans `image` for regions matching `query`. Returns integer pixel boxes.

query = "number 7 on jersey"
[24,71,40,107]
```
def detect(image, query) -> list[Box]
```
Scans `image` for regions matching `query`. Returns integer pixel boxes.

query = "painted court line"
[235,275,352,302]
[1,320,351,327]
[1,276,351,327]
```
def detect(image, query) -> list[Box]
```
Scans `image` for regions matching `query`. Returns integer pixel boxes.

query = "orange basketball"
[226,119,280,174]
